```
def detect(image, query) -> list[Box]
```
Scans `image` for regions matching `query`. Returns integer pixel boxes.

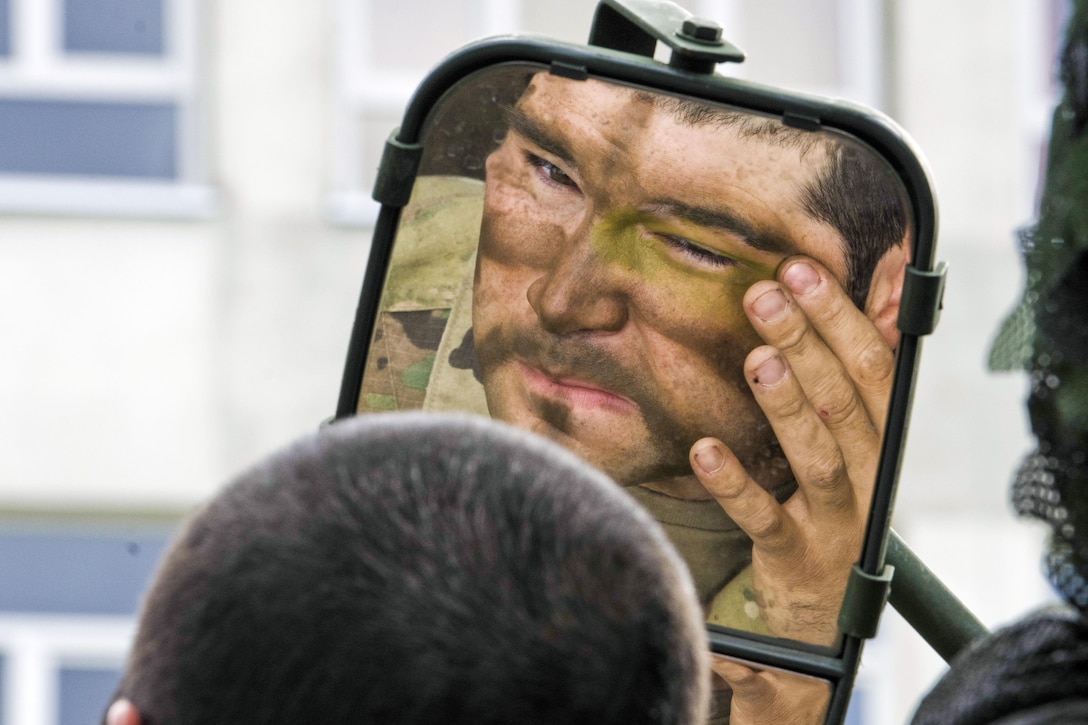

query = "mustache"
[474,325,653,407]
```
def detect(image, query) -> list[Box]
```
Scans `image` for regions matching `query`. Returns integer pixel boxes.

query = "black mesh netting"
[989,0,1088,616]
[911,606,1088,724]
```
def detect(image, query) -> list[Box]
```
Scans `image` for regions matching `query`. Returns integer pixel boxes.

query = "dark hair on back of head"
[113,412,708,725]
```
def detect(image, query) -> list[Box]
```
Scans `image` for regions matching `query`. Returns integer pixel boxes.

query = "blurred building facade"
[0,0,1064,722]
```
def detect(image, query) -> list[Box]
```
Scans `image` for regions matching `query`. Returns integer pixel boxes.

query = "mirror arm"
[885,529,989,663]
[588,0,744,73]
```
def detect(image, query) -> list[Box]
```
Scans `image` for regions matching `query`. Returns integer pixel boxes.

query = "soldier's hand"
[711,657,830,725]
[690,256,894,645]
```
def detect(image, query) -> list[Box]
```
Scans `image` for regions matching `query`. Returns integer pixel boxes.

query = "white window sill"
[0,176,218,220]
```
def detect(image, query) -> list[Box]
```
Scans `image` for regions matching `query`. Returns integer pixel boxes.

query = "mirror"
[334,10,940,720]
[351,62,912,644]
[708,654,831,724]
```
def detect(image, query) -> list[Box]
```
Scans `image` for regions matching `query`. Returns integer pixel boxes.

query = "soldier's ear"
[864,234,911,351]
[106,700,142,725]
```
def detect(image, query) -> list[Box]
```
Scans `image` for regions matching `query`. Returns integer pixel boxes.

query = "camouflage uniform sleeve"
[356,176,484,414]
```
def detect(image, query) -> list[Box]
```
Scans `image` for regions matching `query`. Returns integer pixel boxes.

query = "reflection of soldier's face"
[473,74,849,494]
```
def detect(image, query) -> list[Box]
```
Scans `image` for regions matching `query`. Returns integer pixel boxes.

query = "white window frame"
[0,0,215,219]
[327,0,886,228]
[328,0,521,227]
[0,613,134,725]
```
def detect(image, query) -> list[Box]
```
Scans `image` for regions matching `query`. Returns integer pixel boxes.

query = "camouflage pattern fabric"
[359,309,451,414]
[357,176,486,415]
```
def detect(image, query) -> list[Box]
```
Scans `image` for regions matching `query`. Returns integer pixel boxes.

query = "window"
[0,0,213,218]
[0,525,172,725]
[327,0,884,226]
[327,0,599,226]
[63,0,165,57]
[0,0,10,59]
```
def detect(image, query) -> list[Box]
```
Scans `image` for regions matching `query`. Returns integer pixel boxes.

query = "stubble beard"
[473,320,704,486]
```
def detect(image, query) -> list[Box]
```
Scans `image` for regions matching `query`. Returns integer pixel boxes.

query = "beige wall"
[0,1,1064,721]
[0,0,369,510]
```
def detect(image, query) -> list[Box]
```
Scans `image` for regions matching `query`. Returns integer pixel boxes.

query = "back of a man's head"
[110,412,708,725]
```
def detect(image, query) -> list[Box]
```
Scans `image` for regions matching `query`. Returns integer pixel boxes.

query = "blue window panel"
[0,527,172,616]
[0,99,178,180]
[63,0,164,56]
[59,667,123,725]
[0,0,10,58]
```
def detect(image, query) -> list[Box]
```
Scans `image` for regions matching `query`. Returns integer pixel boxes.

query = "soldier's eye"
[659,234,737,269]
[526,152,579,190]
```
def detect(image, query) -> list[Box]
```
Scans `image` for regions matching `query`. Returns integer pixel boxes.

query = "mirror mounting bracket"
[837,563,895,639]
[589,0,745,74]
[373,128,423,208]
[898,261,948,336]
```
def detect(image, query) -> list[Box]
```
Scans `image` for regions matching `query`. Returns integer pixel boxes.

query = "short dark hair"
[800,140,909,309]
[111,412,708,725]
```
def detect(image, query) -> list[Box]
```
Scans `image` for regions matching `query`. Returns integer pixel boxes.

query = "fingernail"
[694,444,725,474]
[783,261,819,296]
[753,355,786,387]
[751,289,788,322]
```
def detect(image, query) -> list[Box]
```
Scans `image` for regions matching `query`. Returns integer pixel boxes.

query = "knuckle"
[815,385,863,427]
[769,318,811,355]
[707,473,748,502]
[748,508,788,545]
[853,341,895,388]
[798,282,851,328]
[764,384,810,421]
[803,452,846,492]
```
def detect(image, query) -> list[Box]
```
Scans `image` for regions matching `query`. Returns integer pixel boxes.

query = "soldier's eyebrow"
[646,199,796,255]
[500,101,797,256]
[502,105,577,167]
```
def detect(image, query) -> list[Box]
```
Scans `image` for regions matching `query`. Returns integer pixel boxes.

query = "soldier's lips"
[517,361,638,414]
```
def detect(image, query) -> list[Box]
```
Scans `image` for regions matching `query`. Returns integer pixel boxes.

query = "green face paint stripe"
[587,212,772,323]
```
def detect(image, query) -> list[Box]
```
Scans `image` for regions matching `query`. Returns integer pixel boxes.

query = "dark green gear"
[990,0,1088,611]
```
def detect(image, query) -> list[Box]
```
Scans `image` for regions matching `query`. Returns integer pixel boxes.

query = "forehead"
[515,73,826,168]
[514,73,847,277]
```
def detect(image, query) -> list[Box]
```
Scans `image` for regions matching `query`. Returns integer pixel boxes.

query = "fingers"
[770,258,896,430]
[745,347,856,514]
[691,438,797,553]
[709,657,766,697]
[711,657,831,725]
[744,258,892,484]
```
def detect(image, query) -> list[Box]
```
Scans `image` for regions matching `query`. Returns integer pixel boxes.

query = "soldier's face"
[473,74,849,492]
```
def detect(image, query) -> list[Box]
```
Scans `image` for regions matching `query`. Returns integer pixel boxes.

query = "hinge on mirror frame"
[372,129,424,208]
[837,563,895,640]
[898,261,948,336]
[782,110,821,132]
[550,61,590,81]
